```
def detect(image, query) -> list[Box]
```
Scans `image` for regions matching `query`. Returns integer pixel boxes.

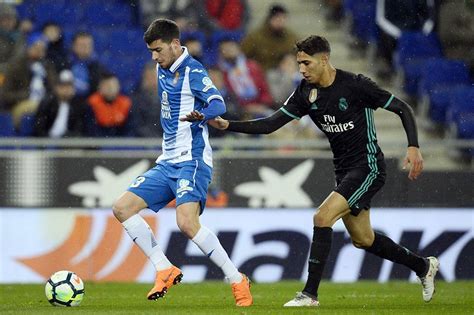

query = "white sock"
[192,225,243,284]
[122,214,172,271]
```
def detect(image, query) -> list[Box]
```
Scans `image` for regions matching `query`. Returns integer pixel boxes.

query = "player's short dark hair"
[295,35,331,55]
[144,19,180,45]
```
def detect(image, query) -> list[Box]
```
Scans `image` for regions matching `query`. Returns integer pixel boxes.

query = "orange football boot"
[231,273,253,306]
[147,266,183,300]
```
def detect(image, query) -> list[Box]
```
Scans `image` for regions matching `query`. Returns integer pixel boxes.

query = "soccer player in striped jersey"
[112,19,252,307]
[205,35,439,307]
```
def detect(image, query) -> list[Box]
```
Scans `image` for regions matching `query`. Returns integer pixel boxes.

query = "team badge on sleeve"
[202,77,216,92]
[309,88,318,102]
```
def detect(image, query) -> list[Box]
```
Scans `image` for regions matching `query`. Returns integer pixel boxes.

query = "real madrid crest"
[309,88,318,103]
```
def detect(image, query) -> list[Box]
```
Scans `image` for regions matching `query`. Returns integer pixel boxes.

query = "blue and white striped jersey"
[156,47,224,168]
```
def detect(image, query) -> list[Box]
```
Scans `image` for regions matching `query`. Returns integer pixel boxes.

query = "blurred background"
[0,0,472,284]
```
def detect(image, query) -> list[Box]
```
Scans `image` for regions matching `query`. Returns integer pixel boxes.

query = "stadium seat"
[394,32,443,95]
[82,3,132,27]
[18,114,36,137]
[345,0,377,44]
[33,3,84,28]
[419,59,470,98]
[446,87,474,127]
[394,32,443,71]
[0,113,15,137]
[425,85,469,124]
[456,113,474,139]
[418,59,470,122]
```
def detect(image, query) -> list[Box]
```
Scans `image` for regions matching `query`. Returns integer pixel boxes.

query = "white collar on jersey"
[169,46,189,73]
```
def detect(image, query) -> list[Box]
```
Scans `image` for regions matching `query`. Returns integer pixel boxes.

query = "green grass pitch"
[1,281,473,314]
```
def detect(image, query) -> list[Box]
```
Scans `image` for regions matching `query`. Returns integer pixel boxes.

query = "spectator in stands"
[42,22,68,72]
[207,66,242,137]
[68,31,105,99]
[87,73,134,137]
[131,62,162,137]
[266,52,301,104]
[1,33,56,127]
[323,0,344,24]
[205,0,250,31]
[375,0,435,78]
[218,37,274,117]
[0,4,24,67]
[438,0,474,75]
[182,36,204,64]
[241,4,299,71]
[139,0,219,33]
[33,69,86,137]
[266,55,321,143]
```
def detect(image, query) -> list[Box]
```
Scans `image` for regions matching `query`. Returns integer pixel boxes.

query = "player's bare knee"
[351,235,374,249]
[112,200,135,222]
[177,219,197,239]
[314,211,332,227]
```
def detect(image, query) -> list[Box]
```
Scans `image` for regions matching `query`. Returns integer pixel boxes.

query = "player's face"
[147,39,181,69]
[296,51,327,85]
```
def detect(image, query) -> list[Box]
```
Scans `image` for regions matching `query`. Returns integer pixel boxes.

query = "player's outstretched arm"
[180,99,226,122]
[384,97,423,180]
[209,109,293,134]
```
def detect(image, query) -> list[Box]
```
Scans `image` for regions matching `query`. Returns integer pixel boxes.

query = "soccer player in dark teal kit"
[112,19,252,307]
[201,35,439,307]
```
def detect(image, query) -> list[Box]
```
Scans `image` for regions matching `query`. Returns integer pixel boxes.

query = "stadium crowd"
[0,0,472,146]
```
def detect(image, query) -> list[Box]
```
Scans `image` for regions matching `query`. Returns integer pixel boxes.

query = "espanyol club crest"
[309,88,318,103]
[173,72,180,85]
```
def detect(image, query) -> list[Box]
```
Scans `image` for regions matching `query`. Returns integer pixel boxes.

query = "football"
[44,270,85,307]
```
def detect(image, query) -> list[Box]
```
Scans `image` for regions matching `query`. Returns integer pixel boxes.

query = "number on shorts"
[130,176,146,188]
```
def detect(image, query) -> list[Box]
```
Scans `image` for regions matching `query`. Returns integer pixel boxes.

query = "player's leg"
[285,191,350,307]
[113,165,179,300]
[342,161,439,303]
[343,210,439,302]
[174,161,252,306]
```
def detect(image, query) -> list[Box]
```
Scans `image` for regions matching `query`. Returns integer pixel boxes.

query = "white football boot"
[283,292,320,307]
[418,256,439,302]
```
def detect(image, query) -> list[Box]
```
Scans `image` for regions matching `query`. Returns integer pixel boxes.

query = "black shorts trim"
[335,162,386,216]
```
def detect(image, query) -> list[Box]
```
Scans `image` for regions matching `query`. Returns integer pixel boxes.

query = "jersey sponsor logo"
[191,69,204,73]
[202,77,216,92]
[161,91,171,119]
[309,88,318,102]
[321,115,354,133]
[338,97,349,111]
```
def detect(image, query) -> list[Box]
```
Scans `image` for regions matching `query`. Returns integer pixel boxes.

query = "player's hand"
[208,116,229,130]
[403,146,423,180]
[179,110,205,122]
